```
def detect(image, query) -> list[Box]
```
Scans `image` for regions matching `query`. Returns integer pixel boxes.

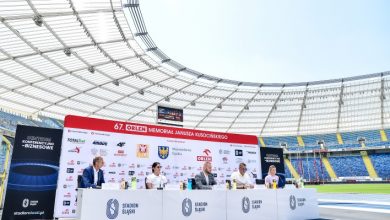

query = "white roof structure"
[1,0,390,136]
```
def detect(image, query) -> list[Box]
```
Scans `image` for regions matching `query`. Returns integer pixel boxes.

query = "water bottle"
[179,181,183,190]
[232,179,237,190]
[187,178,192,190]
[131,177,137,190]
[272,179,277,189]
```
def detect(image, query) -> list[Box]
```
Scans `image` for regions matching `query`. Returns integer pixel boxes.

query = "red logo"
[197,149,212,162]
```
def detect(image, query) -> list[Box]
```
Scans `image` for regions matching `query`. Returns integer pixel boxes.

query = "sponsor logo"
[235,158,243,163]
[91,148,98,156]
[91,131,110,136]
[68,146,81,153]
[119,171,125,175]
[289,195,297,210]
[117,142,126,147]
[67,168,74,173]
[197,149,212,162]
[93,140,108,146]
[247,159,257,164]
[182,198,192,217]
[222,157,228,164]
[128,171,135,176]
[63,200,71,206]
[77,161,87,165]
[219,149,230,154]
[100,149,108,156]
[64,192,72,198]
[67,160,75,165]
[242,197,250,213]
[109,163,116,168]
[22,199,29,208]
[247,151,257,155]
[67,129,88,134]
[136,144,149,158]
[158,146,169,159]
[108,171,116,175]
[125,124,147,133]
[67,138,86,144]
[62,209,69,215]
[114,150,127,156]
[235,149,243,156]
[118,163,126,168]
[66,176,74,182]
[106,199,119,219]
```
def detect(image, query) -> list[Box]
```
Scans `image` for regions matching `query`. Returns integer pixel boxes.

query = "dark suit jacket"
[194,172,216,190]
[81,165,105,188]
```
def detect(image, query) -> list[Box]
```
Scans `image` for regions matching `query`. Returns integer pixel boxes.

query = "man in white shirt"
[231,163,254,189]
[146,162,167,189]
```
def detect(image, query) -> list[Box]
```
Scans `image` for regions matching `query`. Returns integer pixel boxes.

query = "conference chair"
[277,173,286,188]
[77,175,84,188]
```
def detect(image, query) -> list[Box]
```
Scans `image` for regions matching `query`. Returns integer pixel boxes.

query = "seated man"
[81,156,105,188]
[194,161,217,190]
[231,163,254,189]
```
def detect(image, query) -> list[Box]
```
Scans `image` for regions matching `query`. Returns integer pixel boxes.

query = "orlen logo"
[125,124,147,133]
[66,176,74,182]
[197,149,212,162]
[67,160,75,165]
[64,192,72,198]
[68,147,81,153]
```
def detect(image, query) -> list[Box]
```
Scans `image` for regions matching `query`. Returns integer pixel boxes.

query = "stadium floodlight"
[138,89,144,95]
[113,79,119,86]
[88,66,95,73]
[164,97,170,102]
[190,101,196,106]
[358,137,366,144]
[63,48,71,57]
[244,105,249,110]
[280,142,287,148]
[217,103,222,109]
[33,15,43,27]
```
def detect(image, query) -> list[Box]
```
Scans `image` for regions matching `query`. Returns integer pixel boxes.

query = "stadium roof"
[1,0,390,136]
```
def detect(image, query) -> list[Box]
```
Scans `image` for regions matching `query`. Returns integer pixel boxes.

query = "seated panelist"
[146,162,167,189]
[194,161,217,190]
[231,163,254,189]
[82,156,105,189]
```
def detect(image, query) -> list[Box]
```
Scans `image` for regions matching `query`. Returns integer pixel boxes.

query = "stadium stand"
[370,153,390,180]
[328,156,368,177]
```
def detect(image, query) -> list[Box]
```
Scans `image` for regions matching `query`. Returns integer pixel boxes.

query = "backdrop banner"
[2,125,63,220]
[260,147,285,178]
[54,115,260,218]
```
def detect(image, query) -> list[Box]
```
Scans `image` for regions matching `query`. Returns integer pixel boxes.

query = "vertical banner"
[2,125,62,220]
[259,147,285,178]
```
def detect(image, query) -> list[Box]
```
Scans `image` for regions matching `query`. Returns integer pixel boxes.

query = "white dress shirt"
[231,171,252,186]
[93,167,99,185]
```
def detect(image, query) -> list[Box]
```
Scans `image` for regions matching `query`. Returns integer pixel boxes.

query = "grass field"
[305,184,390,194]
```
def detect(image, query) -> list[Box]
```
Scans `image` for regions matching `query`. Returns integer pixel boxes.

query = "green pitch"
[305,184,390,194]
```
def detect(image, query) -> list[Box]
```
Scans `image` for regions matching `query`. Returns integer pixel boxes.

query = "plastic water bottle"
[131,177,137,190]
[272,179,277,189]
[179,181,183,190]
[187,178,192,190]
[232,179,237,190]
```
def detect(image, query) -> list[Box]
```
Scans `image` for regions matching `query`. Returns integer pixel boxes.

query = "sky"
[139,0,390,84]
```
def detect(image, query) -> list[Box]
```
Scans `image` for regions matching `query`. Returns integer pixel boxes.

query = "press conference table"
[76,188,319,220]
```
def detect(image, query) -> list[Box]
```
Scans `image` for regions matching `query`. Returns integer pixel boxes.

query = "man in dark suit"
[81,156,105,188]
[194,161,216,189]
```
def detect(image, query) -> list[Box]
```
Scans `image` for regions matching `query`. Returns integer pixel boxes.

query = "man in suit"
[194,161,216,189]
[81,156,105,188]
